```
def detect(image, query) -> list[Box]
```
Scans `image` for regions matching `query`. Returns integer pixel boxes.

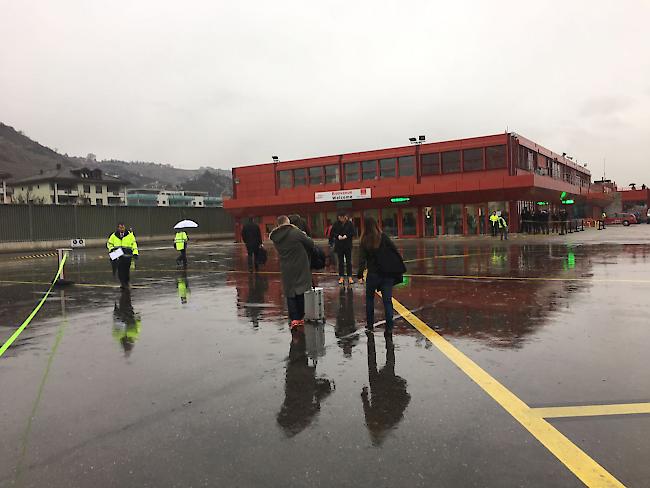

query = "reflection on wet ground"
[1,228,650,487]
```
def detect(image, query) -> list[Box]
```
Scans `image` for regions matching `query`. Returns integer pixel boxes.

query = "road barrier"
[0,205,233,244]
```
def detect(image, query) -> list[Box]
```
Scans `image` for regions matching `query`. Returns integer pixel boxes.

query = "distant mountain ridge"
[0,122,232,197]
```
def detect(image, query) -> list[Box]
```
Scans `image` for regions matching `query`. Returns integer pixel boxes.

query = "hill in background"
[0,122,232,197]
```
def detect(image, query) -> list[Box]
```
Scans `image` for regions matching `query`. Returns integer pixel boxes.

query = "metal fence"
[0,205,233,243]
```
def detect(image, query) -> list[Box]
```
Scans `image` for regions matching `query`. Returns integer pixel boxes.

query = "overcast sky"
[1,0,649,184]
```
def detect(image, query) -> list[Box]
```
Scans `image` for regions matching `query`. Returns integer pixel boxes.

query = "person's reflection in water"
[177,272,191,304]
[112,289,142,357]
[361,332,410,446]
[335,287,358,357]
[277,328,334,437]
[245,274,269,328]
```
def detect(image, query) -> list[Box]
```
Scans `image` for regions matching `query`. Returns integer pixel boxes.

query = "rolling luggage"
[304,287,325,323]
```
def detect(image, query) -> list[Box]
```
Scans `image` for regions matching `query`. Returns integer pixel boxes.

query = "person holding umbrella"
[174,220,198,268]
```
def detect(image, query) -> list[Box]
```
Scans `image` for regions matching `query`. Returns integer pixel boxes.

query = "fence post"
[28,203,34,241]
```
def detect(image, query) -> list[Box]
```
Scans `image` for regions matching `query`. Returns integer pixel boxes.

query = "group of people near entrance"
[242,212,405,336]
[520,207,569,235]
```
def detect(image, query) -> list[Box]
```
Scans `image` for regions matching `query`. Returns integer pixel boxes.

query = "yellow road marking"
[391,297,625,488]
[532,403,650,419]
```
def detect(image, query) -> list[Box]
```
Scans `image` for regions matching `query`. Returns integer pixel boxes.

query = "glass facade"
[398,156,415,176]
[362,160,377,180]
[310,213,324,237]
[309,167,322,185]
[443,204,463,235]
[401,207,417,235]
[325,165,339,184]
[382,208,398,237]
[380,158,396,179]
[279,170,292,189]
[442,151,461,174]
[294,168,307,186]
[421,153,440,175]
[463,148,483,171]
[486,145,506,169]
[344,163,360,182]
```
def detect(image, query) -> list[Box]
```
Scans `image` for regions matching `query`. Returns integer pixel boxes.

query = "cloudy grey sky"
[1,0,649,184]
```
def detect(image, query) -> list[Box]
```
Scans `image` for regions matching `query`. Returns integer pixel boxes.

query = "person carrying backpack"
[357,217,406,336]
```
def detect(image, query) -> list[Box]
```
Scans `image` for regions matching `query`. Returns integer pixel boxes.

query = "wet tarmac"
[1,227,650,487]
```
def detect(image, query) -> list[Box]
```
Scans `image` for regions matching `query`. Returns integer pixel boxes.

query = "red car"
[604,212,638,226]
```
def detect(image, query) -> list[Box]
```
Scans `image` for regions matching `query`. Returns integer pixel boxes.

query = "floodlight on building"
[272,156,279,163]
[418,135,426,142]
[408,137,417,143]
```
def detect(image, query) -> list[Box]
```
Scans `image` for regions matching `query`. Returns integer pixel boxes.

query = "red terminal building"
[224,132,613,239]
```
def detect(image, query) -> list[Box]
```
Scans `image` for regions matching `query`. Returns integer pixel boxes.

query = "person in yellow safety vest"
[112,289,141,357]
[107,223,139,289]
[489,211,499,237]
[174,230,189,268]
[498,215,508,241]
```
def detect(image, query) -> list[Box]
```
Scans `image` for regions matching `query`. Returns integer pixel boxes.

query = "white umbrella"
[174,219,199,230]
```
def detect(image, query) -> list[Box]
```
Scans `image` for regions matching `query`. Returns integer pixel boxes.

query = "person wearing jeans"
[357,216,405,336]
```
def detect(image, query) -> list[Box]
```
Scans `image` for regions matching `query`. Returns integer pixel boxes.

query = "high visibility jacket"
[601,212,607,219]
[174,231,188,251]
[490,214,499,225]
[107,231,139,256]
[498,217,508,229]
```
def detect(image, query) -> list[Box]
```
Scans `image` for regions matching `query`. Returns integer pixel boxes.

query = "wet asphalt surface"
[1,227,649,488]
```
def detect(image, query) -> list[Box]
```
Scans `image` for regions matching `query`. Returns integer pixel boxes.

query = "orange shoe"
[290,320,302,330]
[338,277,344,285]
[348,277,354,285]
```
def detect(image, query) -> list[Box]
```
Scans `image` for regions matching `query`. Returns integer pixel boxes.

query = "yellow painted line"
[532,403,650,419]
[391,297,625,488]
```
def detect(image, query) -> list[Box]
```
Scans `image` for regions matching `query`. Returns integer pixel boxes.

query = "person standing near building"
[289,214,312,237]
[498,214,509,240]
[174,229,189,268]
[357,217,405,336]
[270,215,315,330]
[241,218,263,272]
[490,211,499,237]
[107,223,139,289]
[331,212,356,285]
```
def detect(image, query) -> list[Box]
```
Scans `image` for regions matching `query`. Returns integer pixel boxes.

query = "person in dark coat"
[270,215,314,329]
[330,212,356,285]
[241,218,263,272]
[289,214,312,237]
[357,216,405,335]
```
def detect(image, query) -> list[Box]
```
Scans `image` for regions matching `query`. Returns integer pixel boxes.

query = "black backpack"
[310,246,327,270]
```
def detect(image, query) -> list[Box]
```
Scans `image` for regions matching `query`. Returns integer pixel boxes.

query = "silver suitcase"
[304,287,325,322]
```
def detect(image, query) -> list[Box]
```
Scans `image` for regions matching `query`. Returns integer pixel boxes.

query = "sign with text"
[314,188,372,202]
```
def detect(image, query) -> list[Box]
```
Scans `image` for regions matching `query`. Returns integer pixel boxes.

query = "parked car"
[604,212,638,226]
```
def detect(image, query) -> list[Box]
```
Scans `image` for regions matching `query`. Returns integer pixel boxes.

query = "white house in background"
[1,172,11,203]
[8,166,129,205]
[127,189,223,207]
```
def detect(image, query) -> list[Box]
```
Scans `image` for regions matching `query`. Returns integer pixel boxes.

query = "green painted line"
[0,254,67,358]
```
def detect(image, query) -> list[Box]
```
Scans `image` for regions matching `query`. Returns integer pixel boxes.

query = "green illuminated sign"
[390,197,410,203]
[536,201,549,206]
[562,199,575,204]
[560,191,567,200]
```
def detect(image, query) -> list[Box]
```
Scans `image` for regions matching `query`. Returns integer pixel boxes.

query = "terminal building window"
[362,160,377,180]
[398,156,415,176]
[279,170,292,189]
[382,208,398,237]
[380,158,396,179]
[463,148,483,171]
[325,165,339,184]
[344,162,360,182]
[294,168,307,187]
[443,204,463,235]
[442,150,461,174]
[486,145,506,169]
[421,153,440,175]
[309,167,323,185]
